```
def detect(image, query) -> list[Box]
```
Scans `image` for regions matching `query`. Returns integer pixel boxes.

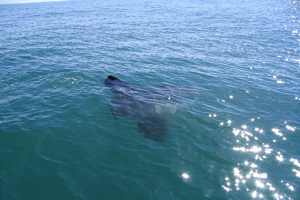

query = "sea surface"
[1,0,300,199]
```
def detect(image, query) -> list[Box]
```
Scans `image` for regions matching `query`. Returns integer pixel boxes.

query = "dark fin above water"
[107,75,119,80]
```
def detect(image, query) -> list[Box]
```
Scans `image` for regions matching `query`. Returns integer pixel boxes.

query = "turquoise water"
[1,0,300,199]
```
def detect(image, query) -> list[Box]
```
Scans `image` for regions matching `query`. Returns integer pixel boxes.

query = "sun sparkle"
[182,173,190,179]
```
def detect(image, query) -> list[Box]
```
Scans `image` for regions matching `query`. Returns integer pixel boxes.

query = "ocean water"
[1,0,300,199]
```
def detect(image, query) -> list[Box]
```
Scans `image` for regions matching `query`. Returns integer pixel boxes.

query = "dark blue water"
[1,0,300,199]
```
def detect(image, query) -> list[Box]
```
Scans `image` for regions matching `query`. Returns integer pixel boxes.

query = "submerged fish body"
[105,75,198,142]
[138,117,167,143]
[110,93,157,119]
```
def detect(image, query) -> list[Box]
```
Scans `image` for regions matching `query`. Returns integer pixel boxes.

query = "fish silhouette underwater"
[105,75,199,143]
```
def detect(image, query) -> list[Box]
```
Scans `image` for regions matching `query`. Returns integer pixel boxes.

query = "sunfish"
[105,75,198,142]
